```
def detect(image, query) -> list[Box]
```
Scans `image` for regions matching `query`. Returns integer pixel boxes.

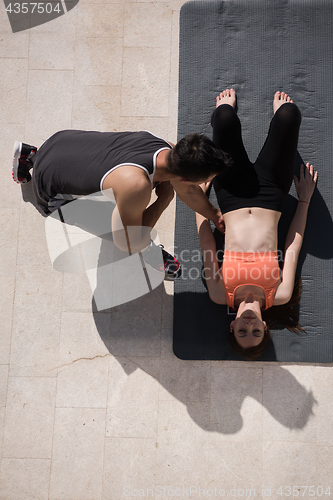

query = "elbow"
[208,290,218,303]
[208,286,224,305]
[283,290,293,305]
[275,286,293,306]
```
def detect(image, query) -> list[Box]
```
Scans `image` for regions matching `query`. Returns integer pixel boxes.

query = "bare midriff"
[223,207,281,253]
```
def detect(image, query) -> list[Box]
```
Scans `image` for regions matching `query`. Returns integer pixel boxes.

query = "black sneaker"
[161,245,182,281]
[141,242,181,281]
[12,141,37,184]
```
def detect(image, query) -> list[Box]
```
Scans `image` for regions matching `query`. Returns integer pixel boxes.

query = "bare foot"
[216,88,236,109]
[273,91,293,114]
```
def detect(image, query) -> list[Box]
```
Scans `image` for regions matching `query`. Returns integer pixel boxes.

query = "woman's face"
[230,313,267,348]
[230,292,267,348]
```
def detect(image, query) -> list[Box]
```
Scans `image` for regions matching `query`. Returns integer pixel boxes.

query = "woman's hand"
[199,181,225,233]
[212,212,225,234]
[294,162,318,203]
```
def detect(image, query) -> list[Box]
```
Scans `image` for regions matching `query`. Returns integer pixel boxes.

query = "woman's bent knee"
[276,102,301,125]
[211,104,240,130]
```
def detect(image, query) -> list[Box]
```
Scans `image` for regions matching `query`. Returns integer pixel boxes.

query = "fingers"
[301,162,318,181]
[300,163,304,178]
[306,162,318,183]
[305,162,315,176]
[304,162,312,176]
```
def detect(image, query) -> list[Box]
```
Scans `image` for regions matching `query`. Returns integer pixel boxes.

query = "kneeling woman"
[196,89,317,360]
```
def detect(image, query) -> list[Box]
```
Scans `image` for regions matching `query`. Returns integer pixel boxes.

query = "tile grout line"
[261,363,264,492]
[101,356,110,500]
[47,11,81,497]
[119,2,125,119]
[71,0,79,130]
[0,48,31,478]
[48,217,67,500]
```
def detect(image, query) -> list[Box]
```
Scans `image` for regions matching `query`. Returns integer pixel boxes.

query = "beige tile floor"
[1,1,333,499]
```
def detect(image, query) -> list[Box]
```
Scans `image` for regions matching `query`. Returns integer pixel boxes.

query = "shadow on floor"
[91,240,317,435]
[22,172,319,434]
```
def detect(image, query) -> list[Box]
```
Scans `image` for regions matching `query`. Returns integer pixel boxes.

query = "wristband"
[298,200,310,205]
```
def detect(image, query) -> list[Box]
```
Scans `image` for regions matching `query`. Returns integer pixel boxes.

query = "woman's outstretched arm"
[274,163,318,305]
[196,183,227,304]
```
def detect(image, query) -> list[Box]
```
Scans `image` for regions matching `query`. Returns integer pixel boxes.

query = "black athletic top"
[32,130,172,213]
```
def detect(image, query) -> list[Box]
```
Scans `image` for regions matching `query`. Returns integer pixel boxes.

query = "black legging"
[212,102,302,214]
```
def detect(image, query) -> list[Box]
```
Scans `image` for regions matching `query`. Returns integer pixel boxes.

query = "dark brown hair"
[262,275,304,333]
[229,326,272,361]
[167,133,232,182]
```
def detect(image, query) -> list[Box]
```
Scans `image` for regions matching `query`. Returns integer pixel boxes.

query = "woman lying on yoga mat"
[195,89,317,360]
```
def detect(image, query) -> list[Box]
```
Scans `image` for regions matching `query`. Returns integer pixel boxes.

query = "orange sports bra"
[222,251,280,310]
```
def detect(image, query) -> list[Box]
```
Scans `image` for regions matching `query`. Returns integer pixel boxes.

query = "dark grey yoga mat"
[173,0,333,361]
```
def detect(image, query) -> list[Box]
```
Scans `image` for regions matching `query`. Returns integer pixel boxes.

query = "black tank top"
[33,130,172,204]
